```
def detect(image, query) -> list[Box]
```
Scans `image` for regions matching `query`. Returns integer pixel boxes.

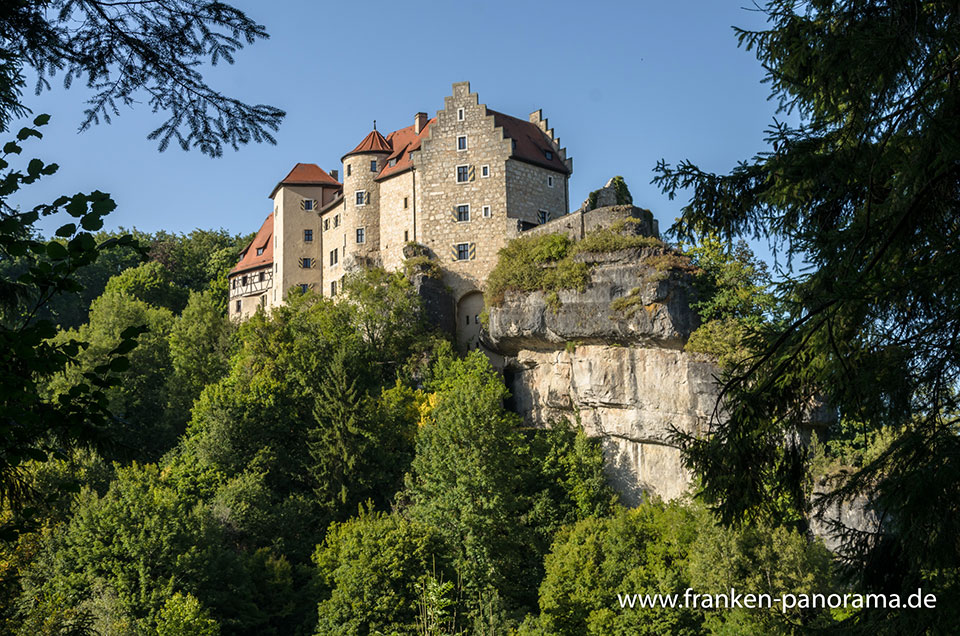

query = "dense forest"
[0,203,842,634]
[2,0,958,633]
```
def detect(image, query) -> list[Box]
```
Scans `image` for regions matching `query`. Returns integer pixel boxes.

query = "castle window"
[346,164,351,176]
[232,279,237,289]
[356,227,365,244]
[403,197,408,209]
[259,272,264,282]
[331,281,337,296]
[456,243,470,261]
[303,199,314,211]
[456,165,469,183]
[545,150,553,160]
[324,218,330,231]
[300,284,309,293]
[457,205,470,222]
[301,257,312,269]
[547,175,554,187]
[304,229,313,242]
[241,275,247,286]
[370,160,377,172]
[481,165,489,178]
[457,135,467,151]
[538,210,550,224]
[334,214,340,227]
[330,248,339,266]
[465,315,470,325]
[256,247,264,256]
[235,300,241,313]
[259,295,266,307]
[482,205,491,218]
[457,107,464,121]
[404,230,409,242]
[355,191,366,206]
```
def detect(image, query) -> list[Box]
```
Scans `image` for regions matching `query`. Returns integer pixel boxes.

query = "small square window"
[547,175,554,187]
[235,300,241,313]
[481,165,489,178]
[370,160,377,172]
[456,165,469,183]
[356,227,365,244]
[482,205,491,218]
[538,210,550,224]
[346,164,351,176]
[457,204,470,222]
[330,248,339,266]
[355,191,366,206]
[457,107,465,121]
[300,284,309,293]
[256,247,264,256]
[545,150,553,160]
[303,199,314,211]
[456,243,470,261]
[457,135,467,151]
[304,229,313,242]
[301,257,312,268]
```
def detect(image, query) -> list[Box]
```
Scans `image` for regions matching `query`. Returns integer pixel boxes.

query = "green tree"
[46,285,179,462]
[313,509,454,636]
[653,0,960,628]
[0,118,141,528]
[168,289,235,410]
[0,0,284,155]
[102,260,188,313]
[156,592,220,636]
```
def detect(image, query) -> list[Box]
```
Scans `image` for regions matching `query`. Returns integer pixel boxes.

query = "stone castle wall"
[414,82,515,301]
[378,170,417,272]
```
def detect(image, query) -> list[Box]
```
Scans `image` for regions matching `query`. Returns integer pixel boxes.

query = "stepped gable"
[229,213,273,275]
[376,118,435,181]
[269,163,340,198]
[343,129,392,159]
[489,109,570,174]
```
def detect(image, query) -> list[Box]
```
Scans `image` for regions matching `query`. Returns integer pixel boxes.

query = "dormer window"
[256,247,264,256]
[545,150,553,160]
[389,158,397,167]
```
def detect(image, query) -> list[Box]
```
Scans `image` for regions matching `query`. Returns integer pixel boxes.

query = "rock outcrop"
[488,245,722,503]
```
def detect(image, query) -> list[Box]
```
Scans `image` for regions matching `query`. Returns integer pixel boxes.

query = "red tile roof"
[343,129,392,159]
[376,118,436,181]
[489,110,570,174]
[229,213,273,275]
[270,163,340,198]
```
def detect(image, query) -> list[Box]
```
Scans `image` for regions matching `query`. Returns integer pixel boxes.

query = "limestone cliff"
[487,244,722,504]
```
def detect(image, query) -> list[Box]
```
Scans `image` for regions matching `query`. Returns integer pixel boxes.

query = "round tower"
[340,128,390,271]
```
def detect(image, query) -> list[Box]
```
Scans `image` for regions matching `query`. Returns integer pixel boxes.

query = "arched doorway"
[456,291,485,353]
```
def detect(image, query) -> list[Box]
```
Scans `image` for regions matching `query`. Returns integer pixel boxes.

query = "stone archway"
[456,291,485,353]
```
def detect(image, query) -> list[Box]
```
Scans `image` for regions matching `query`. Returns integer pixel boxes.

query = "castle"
[228,81,574,347]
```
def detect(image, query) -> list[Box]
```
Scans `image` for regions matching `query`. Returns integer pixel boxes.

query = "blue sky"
[16,1,780,246]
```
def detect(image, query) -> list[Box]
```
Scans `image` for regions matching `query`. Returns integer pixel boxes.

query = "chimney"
[330,169,339,182]
[414,112,428,134]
